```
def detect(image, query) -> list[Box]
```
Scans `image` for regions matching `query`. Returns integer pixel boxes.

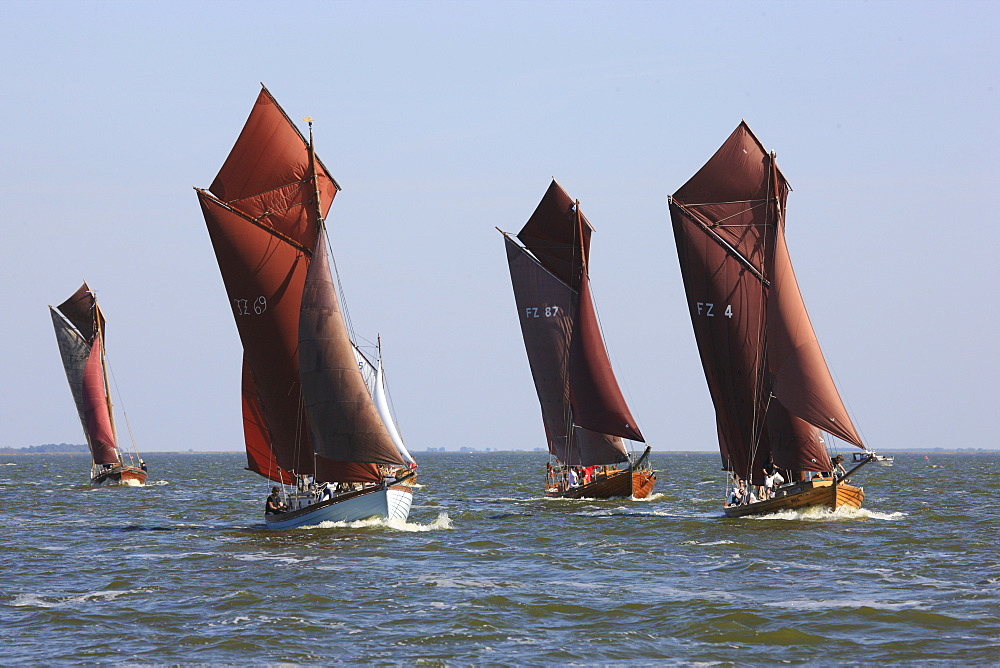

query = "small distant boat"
[196,87,416,528]
[50,284,147,486]
[500,180,655,500]
[668,122,874,517]
[855,451,893,465]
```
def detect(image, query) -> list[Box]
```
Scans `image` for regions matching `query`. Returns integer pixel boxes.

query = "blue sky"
[1,0,997,455]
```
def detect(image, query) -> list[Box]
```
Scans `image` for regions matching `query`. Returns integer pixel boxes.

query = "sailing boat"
[500,180,655,499]
[668,122,875,518]
[195,87,416,529]
[50,283,147,486]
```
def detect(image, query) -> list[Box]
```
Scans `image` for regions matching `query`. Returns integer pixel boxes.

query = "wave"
[680,539,737,546]
[763,598,927,611]
[305,511,453,532]
[11,589,138,608]
[752,505,906,521]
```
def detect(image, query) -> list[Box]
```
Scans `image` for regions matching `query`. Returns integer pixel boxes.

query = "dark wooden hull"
[91,465,147,486]
[724,478,864,518]
[546,467,656,499]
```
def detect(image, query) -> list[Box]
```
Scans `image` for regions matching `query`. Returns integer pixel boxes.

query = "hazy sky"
[1,1,996,456]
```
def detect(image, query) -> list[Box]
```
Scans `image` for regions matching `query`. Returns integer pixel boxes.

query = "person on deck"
[831,454,847,478]
[726,478,744,506]
[567,467,579,488]
[764,469,785,495]
[265,487,286,515]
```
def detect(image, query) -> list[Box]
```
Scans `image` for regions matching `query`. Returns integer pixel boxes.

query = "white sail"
[352,343,378,395]
[374,357,416,466]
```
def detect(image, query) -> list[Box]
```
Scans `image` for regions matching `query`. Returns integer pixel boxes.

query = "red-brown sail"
[80,343,119,464]
[198,86,408,486]
[241,359,294,484]
[197,87,338,479]
[298,230,403,482]
[198,193,318,476]
[570,273,644,442]
[503,180,642,467]
[669,122,864,481]
[50,291,120,467]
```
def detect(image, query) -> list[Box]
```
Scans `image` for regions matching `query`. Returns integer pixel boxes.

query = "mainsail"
[49,283,119,466]
[503,180,643,466]
[197,86,406,485]
[668,122,864,483]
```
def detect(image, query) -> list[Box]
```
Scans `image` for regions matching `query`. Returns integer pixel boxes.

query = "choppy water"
[1,451,997,665]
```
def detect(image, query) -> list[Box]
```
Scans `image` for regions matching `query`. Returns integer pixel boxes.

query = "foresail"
[569,275,644,442]
[80,338,119,465]
[298,230,404,477]
[374,359,416,466]
[353,345,377,395]
[767,225,865,449]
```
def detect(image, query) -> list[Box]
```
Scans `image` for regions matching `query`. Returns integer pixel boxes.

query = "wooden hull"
[91,465,147,486]
[724,478,864,518]
[546,467,656,500]
[264,483,413,529]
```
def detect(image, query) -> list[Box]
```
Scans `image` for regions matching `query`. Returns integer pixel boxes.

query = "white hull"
[853,452,893,466]
[264,484,413,529]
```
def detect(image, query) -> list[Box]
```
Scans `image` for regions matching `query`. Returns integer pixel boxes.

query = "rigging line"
[828,362,868,448]
[105,361,141,463]
[747,155,778,479]
[221,177,314,208]
[701,200,770,228]
[324,224,359,345]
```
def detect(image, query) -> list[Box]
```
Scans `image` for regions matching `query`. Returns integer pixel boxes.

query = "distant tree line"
[0,443,89,454]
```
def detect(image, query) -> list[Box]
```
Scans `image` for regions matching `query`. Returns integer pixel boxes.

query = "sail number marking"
[695,302,733,318]
[525,306,561,318]
[234,296,268,316]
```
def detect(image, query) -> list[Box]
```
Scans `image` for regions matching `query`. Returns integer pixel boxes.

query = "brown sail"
[503,180,643,467]
[298,230,403,481]
[51,284,146,485]
[198,86,409,488]
[669,122,864,483]
[196,86,338,480]
[50,285,119,467]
